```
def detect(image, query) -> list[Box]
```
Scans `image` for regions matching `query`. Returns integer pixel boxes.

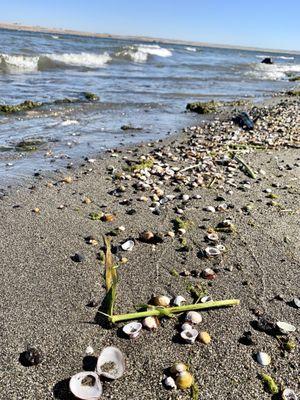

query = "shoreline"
[1,21,300,54]
[1,95,299,399]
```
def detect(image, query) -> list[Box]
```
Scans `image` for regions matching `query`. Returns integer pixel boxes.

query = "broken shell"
[206,232,219,242]
[185,311,202,324]
[121,240,135,251]
[69,371,102,400]
[293,298,300,308]
[85,346,94,355]
[181,328,198,344]
[276,321,296,334]
[216,244,226,252]
[200,295,213,303]
[152,295,171,307]
[143,316,159,330]
[176,371,194,389]
[173,296,186,306]
[181,323,193,332]
[282,388,298,400]
[256,351,271,366]
[96,346,125,380]
[122,322,142,338]
[164,376,177,390]
[177,228,186,235]
[204,246,221,257]
[170,362,188,375]
[201,268,216,280]
[204,206,216,213]
[198,331,211,344]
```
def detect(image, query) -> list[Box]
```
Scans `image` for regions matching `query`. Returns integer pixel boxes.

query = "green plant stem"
[234,155,256,179]
[109,298,239,323]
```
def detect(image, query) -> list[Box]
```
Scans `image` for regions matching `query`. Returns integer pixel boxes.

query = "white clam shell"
[282,388,298,400]
[121,240,134,251]
[181,328,198,343]
[181,322,193,332]
[204,206,216,213]
[143,316,158,330]
[96,346,125,380]
[294,298,300,308]
[69,371,102,400]
[276,321,296,334]
[204,246,221,257]
[164,376,177,389]
[185,311,202,324]
[206,232,219,242]
[173,295,186,306]
[256,351,271,366]
[200,295,213,303]
[122,322,142,338]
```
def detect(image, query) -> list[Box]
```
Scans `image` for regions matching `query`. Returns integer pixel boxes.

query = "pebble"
[198,331,211,344]
[72,253,85,263]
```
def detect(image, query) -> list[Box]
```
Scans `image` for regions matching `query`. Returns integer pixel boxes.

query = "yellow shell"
[170,362,188,375]
[198,331,211,344]
[176,371,194,389]
[63,176,73,183]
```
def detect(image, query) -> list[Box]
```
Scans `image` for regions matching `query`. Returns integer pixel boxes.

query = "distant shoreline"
[1,21,299,55]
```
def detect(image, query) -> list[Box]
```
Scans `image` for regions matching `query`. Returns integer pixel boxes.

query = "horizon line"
[1,21,299,55]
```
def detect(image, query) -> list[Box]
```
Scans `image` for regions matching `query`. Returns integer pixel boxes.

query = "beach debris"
[121,239,134,251]
[282,388,298,400]
[151,295,171,307]
[204,247,221,257]
[96,346,125,380]
[233,112,254,130]
[206,232,219,242]
[180,328,198,343]
[234,155,256,178]
[163,376,177,390]
[293,298,300,308]
[122,321,142,338]
[201,268,217,280]
[276,321,296,334]
[142,316,159,330]
[176,371,194,389]
[260,373,279,395]
[121,124,142,131]
[103,236,118,316]
[102,213,116,222]
[20,346,43,366]
[170,362,188,375]
[185,311,202,324]
[72,253,85,263]
[69,371,103,400]
[256,351,271,366]
[198,331,211,344]
[173,296,186,306]
[85,346,94,356]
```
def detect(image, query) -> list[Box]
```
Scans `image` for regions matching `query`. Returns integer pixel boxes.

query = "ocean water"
[0,28,299,183]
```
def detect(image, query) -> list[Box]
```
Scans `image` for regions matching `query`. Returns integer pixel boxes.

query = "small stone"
[62,176,73,184]
[83,197,92,204]
[201,268,216,280]
[204,206,216,213]
[32,207,40,213]
[72,253,85,263]
[20,347,43,366]
[102,214,116,222]
[198,331,211,344]
[85,346,94,355]
[293,298,300,308]
[239,331,255,346]
[256,351,271,366]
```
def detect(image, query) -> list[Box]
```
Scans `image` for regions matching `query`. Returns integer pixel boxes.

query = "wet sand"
[0,96,299,399]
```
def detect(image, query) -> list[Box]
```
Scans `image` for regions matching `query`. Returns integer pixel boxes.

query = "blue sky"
[1,0,300,50]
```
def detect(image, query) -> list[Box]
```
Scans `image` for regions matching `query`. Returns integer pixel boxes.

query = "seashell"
[167,231,175,238]
[282,388,298,400]
[204,206,216,213]
[102,214,115,222]
[185,311,202,325]
[63,176,73,184]
[122,321,142,338]
[164,376,177,390]
[200,295,213,303]
[276,321,296,334]
[201,267,216,280]
[181,322,193,332]
[170,362,188,375]
[85,346,94,355]
[204,246,221,257]
[173,296,186,306]
[176,371,194,389]
[83,197,92,204]
[96,346,125,380]
[256,351,271,366]
[217,203,227,211]
[152,295,171,307]
[182,194,189,202]
[293,298,300,308]
[216,244,226,252]
[177,228,186,235]
[143,316,159,330]
[121,240,134,251]
[180,328,198,344]
[69,371,102,400]
[139,231,154,242]
[198,331,211,344]
[206,232,219,242]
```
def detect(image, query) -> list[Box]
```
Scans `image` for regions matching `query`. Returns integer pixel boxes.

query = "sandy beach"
[0,94,299,399]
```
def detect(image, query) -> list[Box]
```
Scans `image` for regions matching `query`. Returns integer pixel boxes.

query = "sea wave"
[0,52,111,72]
[255,55,295,60]
[247,63,300,80]
[115,44,172,63]
[185,47,197,52]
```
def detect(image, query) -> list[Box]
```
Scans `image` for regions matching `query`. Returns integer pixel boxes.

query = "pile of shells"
[163,362,194,390]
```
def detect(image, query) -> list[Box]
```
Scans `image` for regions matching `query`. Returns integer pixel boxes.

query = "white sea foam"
[117,44,172,63]
[0,54,39,71]
[61,120,79,126]
[256,55,295,60]
[248,63,300,80]
[45,52,111,68]
[185,47,197,52]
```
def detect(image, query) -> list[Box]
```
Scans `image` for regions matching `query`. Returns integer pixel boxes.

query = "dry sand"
[0,96,299,399]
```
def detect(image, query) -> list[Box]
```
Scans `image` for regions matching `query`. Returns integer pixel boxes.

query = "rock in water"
[261,57,273,64]
[233,112,254,130]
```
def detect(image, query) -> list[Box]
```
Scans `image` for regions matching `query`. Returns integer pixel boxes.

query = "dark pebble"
[71,253,85,263]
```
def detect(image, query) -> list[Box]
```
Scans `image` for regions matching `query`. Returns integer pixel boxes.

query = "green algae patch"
[89,211,104,221]
[186,100,221,114]
[128,158,154,171]
[0,100,43,114]
[260,373,279,395]
[82,92,99,101]
[286,90,300,96]
[15,139,46,152]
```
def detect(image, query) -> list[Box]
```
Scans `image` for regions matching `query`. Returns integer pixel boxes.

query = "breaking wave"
[247,63,300,80]
[185,47,197,52]
[256,55,295,60]
[0,52,112,72]
[115,44,172,63]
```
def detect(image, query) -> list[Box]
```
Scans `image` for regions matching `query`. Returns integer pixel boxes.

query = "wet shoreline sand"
[0,95,299,399]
